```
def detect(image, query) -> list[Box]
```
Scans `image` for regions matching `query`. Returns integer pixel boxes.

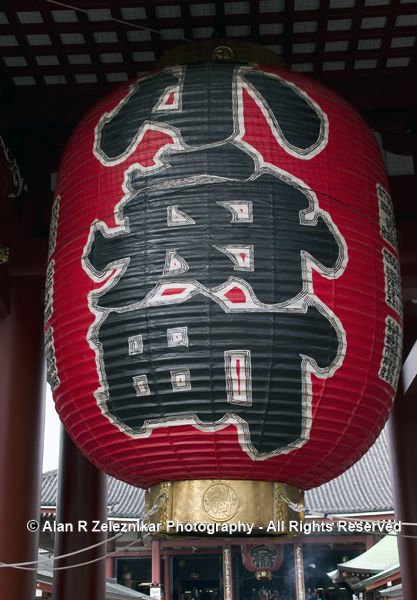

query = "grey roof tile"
[37,554,149,598]
[306,427,393,514]
[42,470,145,518]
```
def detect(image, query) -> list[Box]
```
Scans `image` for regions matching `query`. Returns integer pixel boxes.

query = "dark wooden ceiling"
[1,0,417,116]
[0,1,416,241]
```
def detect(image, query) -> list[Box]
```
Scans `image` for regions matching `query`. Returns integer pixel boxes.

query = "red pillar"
[388,385,417,599]
[106,557,114,578]
[0,272,45,599]
[152,538,161,585]
[52,429,107,600]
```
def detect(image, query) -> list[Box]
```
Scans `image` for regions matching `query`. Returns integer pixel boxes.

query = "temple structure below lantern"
[145,480,304,536]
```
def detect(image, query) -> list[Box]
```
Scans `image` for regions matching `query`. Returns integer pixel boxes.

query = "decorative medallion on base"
[145,480,304,535]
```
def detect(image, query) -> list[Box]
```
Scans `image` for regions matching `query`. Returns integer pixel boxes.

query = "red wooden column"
[389,379,417,599]
[151,538,162,600]
[105,556,115,578]
[0,263,46,599]
[52,429,107,600]
[152,538,161,584]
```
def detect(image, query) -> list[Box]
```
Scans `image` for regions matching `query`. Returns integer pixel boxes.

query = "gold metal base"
[145,480,304,536]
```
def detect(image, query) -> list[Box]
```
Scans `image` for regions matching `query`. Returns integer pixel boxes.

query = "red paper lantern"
[45,58,402,491]
[242,544,284,579]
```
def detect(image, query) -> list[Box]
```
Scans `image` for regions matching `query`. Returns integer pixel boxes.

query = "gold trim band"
[145,479,304,536]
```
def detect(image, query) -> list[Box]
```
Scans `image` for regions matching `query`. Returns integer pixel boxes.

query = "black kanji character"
[242,70,325,154]
[87,147,342,308]
[96,63,324,162]
[97,295,341,456]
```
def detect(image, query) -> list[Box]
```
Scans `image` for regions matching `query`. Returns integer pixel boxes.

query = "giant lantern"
[241,544,284,580]
[45,41,402,532]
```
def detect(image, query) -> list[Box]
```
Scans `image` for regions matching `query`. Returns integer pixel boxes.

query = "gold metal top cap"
[156,39,286,68]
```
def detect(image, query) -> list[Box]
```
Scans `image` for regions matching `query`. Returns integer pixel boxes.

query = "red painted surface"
[106,557,115,579]
[236,359,241,394]
[0,274,45,599]
[152,539,161,585]
[52,431,107,600]
[389,387,417,600]
[161,287,187,296]
[224,286,247,303]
